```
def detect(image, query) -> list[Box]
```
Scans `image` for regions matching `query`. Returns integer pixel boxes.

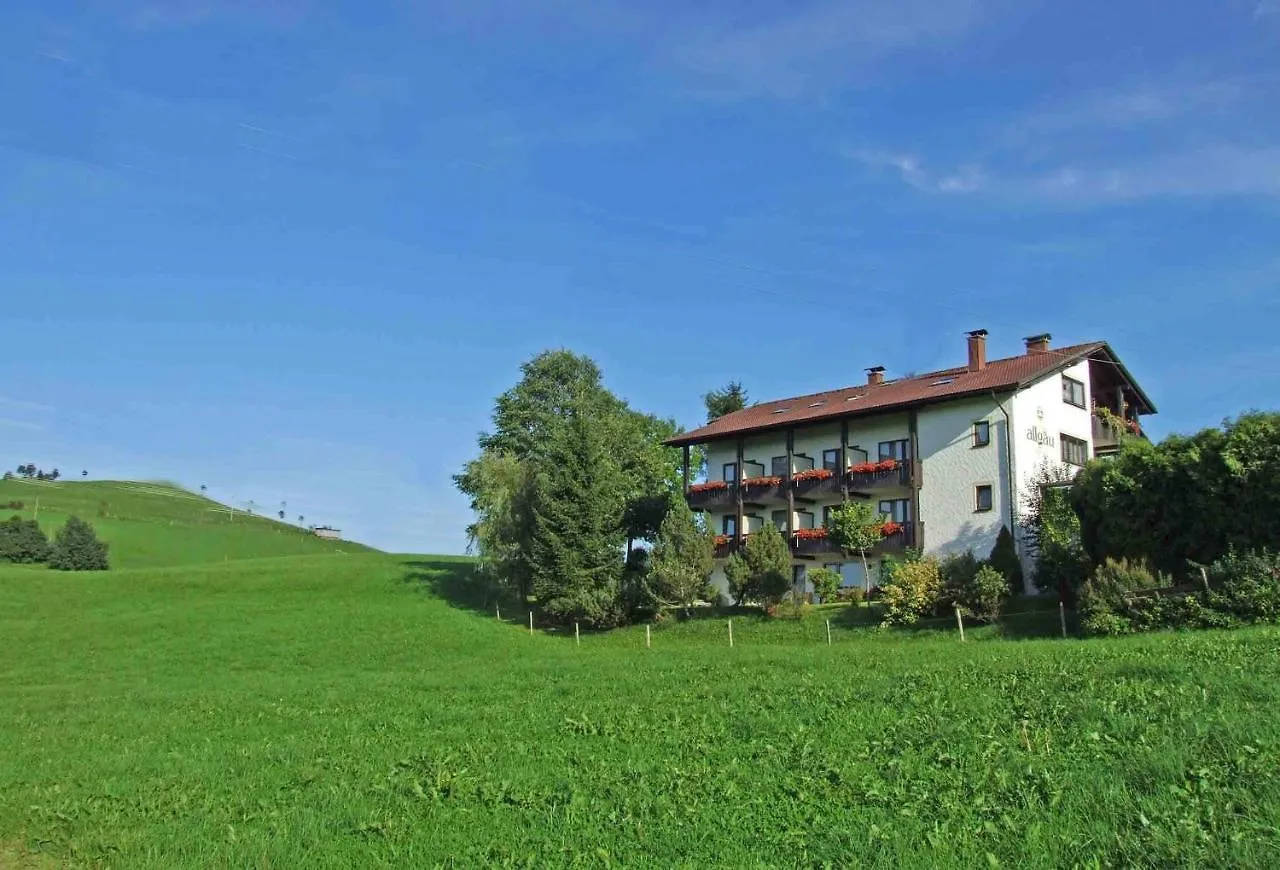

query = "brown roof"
[667,341,1155,446]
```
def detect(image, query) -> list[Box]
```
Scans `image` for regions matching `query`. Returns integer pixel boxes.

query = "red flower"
[793,527,829,540]
[792,467,834,483]
[714,534,731,547]
[881,521,903,537]
[688,480,728,494]
[742,475,783,487]
[848,461,876,474]
[875,458,899,472]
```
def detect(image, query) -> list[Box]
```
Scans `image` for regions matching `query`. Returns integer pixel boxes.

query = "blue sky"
[2,0,1278,553]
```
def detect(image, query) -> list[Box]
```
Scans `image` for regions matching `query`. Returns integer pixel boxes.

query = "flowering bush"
[792,527,829,540]
[792,468,833,483]
[742,475,783,488]
[881,521,903,537]
[713,534,731,547]
[688,480,728,494]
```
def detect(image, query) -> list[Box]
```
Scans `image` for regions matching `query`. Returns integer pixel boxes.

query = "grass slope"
[0,479,375,568]
[3,554,1279,867]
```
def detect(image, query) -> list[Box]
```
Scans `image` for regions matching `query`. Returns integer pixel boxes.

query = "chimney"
[866,366,885,386]
[966,329,988,372]
[1024,333,1052,355]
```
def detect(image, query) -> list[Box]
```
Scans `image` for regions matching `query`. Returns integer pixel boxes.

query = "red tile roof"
[667,341,1152,446]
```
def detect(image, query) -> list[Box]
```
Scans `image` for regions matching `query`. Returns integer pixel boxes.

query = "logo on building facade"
[1026,427,1056,447]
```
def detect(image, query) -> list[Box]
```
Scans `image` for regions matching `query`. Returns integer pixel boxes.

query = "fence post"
[529,611,534,636]
[575,622,580,646]
[496,604,500,621]
[1059,601,1068,639]
[954,606,966,642]
[826,619,832,646]
[646,624,651,649]
[728,619,734,648]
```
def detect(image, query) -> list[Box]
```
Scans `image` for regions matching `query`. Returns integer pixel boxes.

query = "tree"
[461,452,537,602]
[703,382,748,422]
[49,469,60,481]
[645,497,715,616]
[724,551,751,605]
[278,510,286,520]
[1020,460,1087,597]
[200,484,207,493]
[809,567,842,603]
[0,515,50,564]
[298,515,305,525]
[987,525,1024,594]
[82,470,88,477]
[48,516,109,571]
[528,406,627,628]
[735,524,792,608]
[826,501,886,597]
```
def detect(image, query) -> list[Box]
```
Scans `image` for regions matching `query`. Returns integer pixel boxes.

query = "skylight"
[771,408,791,414]
[931,377,956,386]
[808,401,825,408]
[845,396,862,402]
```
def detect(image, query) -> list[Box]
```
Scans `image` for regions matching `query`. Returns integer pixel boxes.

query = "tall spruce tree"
[739,524,792,607]
[703,381,748,422]
[645,497,715,616]
[529,404,627,628]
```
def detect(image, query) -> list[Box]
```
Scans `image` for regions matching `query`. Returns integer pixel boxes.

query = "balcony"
[789,523,918,558]
[844,458,914,491]
[686,481,736,511]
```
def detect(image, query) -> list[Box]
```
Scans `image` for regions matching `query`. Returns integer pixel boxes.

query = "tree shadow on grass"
[400,557,500,620]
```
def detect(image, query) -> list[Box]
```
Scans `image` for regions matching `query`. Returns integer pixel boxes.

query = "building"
[313,526,342,540]
[665,331,1155,597]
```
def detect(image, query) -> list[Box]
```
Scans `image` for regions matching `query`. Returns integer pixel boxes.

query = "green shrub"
[987,525,1024,594]
[963,565,1010,622]
[1209,549,1280,621]
[939,550,981,606]
[808,568,841,603]
[879,557,942,627]
[838,585,866,606]
[0,515,50,564]
[48,516,110,571]
[1079,558,1165,635]
[772,598,812,620]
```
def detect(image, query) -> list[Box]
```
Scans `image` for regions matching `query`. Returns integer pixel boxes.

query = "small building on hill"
[313,526,342,540]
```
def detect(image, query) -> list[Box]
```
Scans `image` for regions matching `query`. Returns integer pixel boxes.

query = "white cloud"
[848,149,987,194]
[667,0,987,99]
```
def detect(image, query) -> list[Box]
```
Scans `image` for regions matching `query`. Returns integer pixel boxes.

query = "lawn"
[0,479,374,568]
[4,549,1280,867]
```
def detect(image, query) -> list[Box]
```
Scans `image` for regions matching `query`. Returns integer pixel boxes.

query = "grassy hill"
[3,543,1280,865]
[0,478,375,568]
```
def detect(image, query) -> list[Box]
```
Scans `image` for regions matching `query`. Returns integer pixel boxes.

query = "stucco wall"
[916,395,1008,561]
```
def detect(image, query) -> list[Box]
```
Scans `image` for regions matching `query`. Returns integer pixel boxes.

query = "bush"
[47,516,110,571]
[808,568,841,603]
[939,550,981,607]
[1079,558,1165,635]
[837,585,866,605]
[987,525,1024,594]
[963,565,1009,622]
[1208,549,1280,621]
[0,515,49,564]
[772,598,812,620]
[879,557,942,627]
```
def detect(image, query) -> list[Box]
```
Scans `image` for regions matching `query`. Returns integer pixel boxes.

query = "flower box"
[848,458,899,475]
[881,521,903,537]
[742,475,783,488]
[792,467,834,483]
[793,527,829,540]
[688,480,728,494]
[714,534,731,547]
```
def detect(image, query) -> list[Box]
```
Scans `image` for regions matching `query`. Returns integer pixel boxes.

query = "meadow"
[2,484,1279,867]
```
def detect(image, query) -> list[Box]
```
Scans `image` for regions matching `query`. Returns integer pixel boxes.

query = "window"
[878,499,913,523]
[879,439,910,461]
[771,456,789,477]
[796,510,816,530]
[771,509,789,531]
[973,420,990,448]
[722,462,737,483]
[822,448,841,471]
[722,515,737,536]
[822,505,836,526]
[1062,375,1086,408]
[975,485,993,512]
[792,565,807,588]
[1061,434,1088,466]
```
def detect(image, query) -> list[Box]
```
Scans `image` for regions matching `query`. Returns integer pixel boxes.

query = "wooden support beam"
[908,410,923,551]
[785,429,795,541]
[840,419,850,504]
[735,436,745,545]
[682,444,690,492]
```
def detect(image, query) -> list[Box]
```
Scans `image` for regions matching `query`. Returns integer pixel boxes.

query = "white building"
[666,331,1155,597]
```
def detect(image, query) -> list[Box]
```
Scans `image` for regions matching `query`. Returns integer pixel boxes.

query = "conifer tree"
[48,516,109,571]
[645,497,715,616]
[529,405,627,628]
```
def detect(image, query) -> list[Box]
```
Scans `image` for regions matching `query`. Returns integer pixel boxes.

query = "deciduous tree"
[826,501,885,597]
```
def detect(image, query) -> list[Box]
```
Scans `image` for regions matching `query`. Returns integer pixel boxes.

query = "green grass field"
[0,479,374,568]
[3,484,1280,866]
